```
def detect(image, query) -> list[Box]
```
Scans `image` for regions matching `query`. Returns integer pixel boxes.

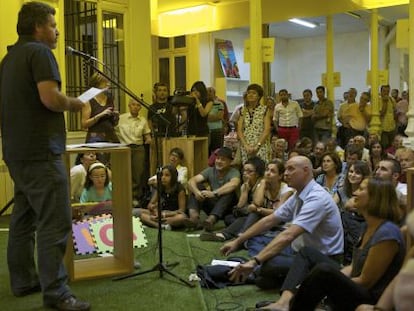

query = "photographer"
[180,81,213,137]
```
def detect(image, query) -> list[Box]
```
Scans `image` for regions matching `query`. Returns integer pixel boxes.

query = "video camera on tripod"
[169,88,196,107]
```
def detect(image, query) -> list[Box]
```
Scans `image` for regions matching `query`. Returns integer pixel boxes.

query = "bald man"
[221,156,344,288]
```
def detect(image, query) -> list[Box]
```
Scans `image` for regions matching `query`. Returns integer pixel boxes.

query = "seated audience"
[220,156,343,289]
[138,165,187,230]
[186,147,240,231]
[257,177,405,311]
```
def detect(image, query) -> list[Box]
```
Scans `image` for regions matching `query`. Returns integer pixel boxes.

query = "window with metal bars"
[64,0,125,131]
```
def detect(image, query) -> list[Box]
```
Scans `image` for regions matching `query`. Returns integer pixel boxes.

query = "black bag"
[196,256,253,289]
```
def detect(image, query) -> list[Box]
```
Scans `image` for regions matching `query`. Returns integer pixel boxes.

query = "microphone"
[66,46,98,61]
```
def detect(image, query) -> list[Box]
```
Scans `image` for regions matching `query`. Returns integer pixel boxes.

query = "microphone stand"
[75,56,193,287]
[0,198,14,216]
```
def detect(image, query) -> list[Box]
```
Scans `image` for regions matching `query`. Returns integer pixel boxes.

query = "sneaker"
[47,296,90,311]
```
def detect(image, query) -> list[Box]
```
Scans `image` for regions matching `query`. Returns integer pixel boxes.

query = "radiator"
[0,161,14,215]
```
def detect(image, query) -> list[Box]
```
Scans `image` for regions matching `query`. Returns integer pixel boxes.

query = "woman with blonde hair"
[81,72,119,144]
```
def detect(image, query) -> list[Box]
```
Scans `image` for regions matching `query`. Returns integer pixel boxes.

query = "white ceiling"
[157,1,409,38]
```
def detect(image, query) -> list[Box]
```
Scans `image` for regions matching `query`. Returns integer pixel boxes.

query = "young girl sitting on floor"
[80,162,112,215]
[139,165,187,230]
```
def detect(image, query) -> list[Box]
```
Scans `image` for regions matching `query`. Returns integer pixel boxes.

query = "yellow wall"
[0,1,21,59]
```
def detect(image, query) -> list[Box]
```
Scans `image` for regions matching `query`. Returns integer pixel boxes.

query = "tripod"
[77,56,194,287]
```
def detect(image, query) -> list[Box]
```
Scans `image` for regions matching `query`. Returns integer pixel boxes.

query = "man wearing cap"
[186,147,241,231]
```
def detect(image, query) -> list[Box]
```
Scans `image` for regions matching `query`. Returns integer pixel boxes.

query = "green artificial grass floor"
[0,215,278,311]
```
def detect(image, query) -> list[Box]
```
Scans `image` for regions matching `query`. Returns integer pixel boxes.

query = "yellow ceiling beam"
[350,0,408,9]
[153,0,373,37]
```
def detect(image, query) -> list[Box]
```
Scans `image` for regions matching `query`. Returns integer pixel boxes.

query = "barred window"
[64,0,125,131]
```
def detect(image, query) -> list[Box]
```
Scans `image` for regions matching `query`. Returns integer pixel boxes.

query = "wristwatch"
[213,190,219,198]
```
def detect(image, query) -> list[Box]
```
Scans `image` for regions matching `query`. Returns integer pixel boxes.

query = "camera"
[173,89,191,96]
[170,88,195,107]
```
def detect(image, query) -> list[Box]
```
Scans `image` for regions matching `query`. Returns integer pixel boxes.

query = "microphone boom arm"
[78,55,170,127]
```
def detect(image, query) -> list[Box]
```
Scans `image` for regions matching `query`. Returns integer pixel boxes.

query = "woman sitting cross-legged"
[254,177,405,311]
[138,165,187,230]
[200,158,293,242]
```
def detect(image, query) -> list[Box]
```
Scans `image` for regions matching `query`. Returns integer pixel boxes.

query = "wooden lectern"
[64,146,134,281]
[153,136,208,178]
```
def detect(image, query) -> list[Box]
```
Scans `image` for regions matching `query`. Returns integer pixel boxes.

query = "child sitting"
[80,162,112,215]
[139,165,187,230]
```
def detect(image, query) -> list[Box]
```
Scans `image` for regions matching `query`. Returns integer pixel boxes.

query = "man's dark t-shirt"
[0,37,64,161]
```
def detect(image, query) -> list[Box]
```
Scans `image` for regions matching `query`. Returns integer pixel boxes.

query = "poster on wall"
[216,39,240,78]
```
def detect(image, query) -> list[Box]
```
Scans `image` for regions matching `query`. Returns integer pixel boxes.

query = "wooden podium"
[64,146,134,281]
[150,136,208,178]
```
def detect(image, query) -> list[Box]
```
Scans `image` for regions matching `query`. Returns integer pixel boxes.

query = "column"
[249,0,263,86]
[369,9,381,136]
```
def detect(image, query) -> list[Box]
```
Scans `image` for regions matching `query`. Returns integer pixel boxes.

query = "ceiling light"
[289,18,317,28]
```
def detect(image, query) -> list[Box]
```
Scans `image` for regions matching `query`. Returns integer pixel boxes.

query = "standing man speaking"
[0,2,90,310]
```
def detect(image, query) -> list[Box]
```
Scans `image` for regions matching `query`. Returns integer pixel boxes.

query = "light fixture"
[288,18,317,28]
